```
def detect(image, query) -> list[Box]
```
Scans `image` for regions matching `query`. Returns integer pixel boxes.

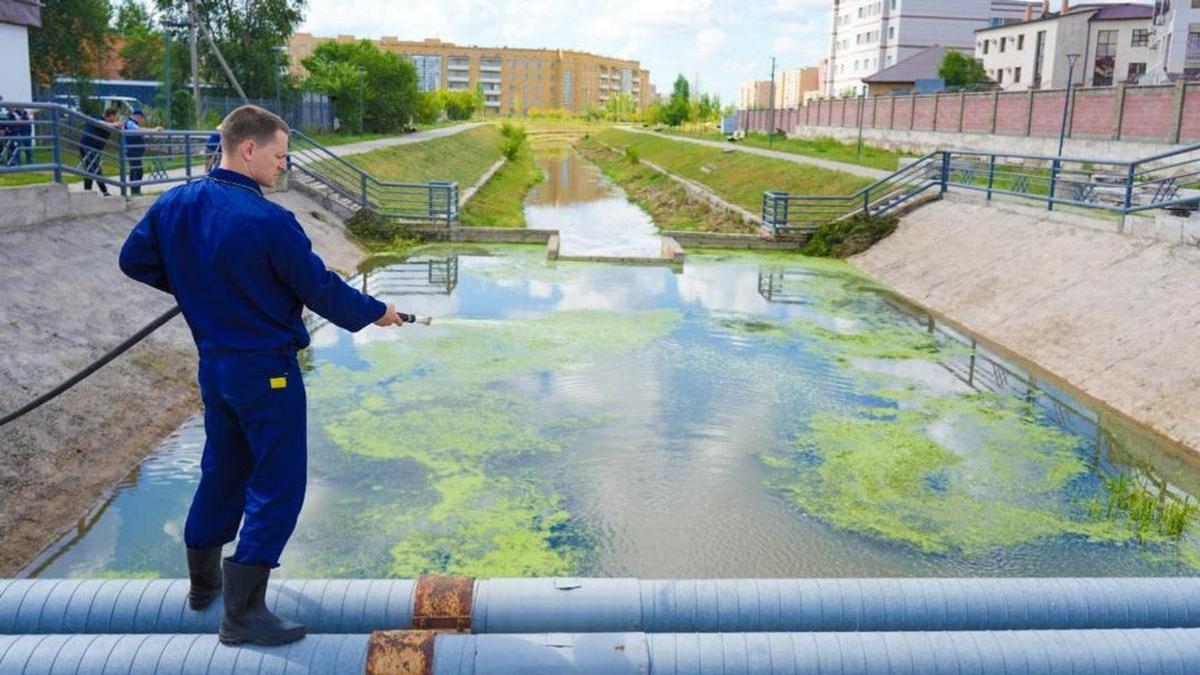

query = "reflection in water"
[524,152,661,258]
[29,249,1200,579]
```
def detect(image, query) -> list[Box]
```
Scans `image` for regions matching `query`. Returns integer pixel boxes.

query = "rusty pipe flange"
[412,575,474,631]
[366,630,436,675]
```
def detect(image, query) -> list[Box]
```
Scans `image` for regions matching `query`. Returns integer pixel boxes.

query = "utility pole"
[768,56,776,147]
[187,0,201,126]
[163,25,171,128]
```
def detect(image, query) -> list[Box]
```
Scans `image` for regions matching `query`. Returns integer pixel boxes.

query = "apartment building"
[1143,0,1200,83]
[740,79,773,109]
[826,0,1040,97]
[976,3,1154,91]
[773,67,821,107]
[288,34,650,116]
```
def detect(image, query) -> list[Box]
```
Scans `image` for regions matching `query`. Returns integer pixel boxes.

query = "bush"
[499,123,525,160]
[801,214,898,258]
[346,208,411,245]
[624,145,639,164]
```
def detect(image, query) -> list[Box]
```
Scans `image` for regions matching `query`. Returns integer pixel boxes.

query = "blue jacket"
[119,167,385,355]
[123,118,145,157]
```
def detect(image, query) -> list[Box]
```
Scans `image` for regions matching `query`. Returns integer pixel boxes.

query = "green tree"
[302,40,420,133]
[415,91,443,124]
[114,0,163,81]
[439,89,481,121]
[938,50,989,88]
[661,73,690,126]
[29,0,112,92]
[603,92,636,121]
[155,0,304,99]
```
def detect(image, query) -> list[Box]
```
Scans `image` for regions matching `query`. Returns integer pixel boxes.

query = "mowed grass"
[460,136,544,228]
[343,125,504,187]
[662,127,906,172]
[595,128,872,213]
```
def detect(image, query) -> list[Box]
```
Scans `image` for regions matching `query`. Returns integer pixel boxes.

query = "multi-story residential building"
[288,34,650,116]
[0,0,39,101]
[1143,0,1200,83]
[773,67,821,107]
[739,79,773,109]
[975,3,1153,91]
[826,0,1040,97]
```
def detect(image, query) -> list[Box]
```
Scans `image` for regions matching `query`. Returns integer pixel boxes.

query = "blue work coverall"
[118,167,385,567]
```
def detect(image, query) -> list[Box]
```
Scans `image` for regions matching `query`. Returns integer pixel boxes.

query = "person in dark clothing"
[119,105,405,646]
[80,108,120,196]
[12,107,33,165]
[123,109,161,195]
[0,99,14,166]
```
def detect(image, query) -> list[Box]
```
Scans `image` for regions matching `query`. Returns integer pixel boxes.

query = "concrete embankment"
[853,196,1200,453]
[0,185,366,575]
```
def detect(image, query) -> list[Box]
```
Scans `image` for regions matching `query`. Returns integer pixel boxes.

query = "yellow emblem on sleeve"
[269,376,287,390]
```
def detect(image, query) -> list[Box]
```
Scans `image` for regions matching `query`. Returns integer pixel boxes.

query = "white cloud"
[692,27,728,57]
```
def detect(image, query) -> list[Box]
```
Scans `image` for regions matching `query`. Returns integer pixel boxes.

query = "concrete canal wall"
[0,184,366,576]
[853,195,1200,454]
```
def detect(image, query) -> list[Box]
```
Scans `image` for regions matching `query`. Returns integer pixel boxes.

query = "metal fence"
[200,93,333,132]
[288,129,459,226]
[761,144,1200,233]
[0,102,221,196]
[0,103,458,223]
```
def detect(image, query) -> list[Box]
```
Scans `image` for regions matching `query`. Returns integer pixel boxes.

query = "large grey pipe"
[3,629,1200,674]
[5,577,1200,635]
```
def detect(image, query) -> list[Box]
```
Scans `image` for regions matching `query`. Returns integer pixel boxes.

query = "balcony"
[480,64,501,73]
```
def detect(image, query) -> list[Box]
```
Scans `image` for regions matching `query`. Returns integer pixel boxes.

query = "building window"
[997,69,1004,84]
[982,39,989,55]
[1033,30,1046,88]
[1014,66,1021,83]
[1188,31,1200,61]
[1127,62,1146,83]
[1017,34,1024,50]
[999,37,1006,52]
[890,0,897,9]
[858,7,864,17]
[889,26,896,39]
[1131,29,1150,47]
[1093,29,1117,85]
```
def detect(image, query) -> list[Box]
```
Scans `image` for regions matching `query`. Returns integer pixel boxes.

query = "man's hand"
[374,302,406,327]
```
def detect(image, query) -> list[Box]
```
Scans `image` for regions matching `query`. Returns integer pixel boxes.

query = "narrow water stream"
[524,151,661,257]
[24,150,1200,581]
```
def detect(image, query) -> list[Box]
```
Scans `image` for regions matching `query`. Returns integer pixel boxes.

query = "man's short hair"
[103,108,118,119]
[220,105,289,154]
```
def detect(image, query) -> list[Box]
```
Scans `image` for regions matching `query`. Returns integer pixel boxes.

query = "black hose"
[0,306,182,428]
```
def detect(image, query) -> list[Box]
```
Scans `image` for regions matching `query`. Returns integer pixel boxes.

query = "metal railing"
[0,102,220,195]
[0,103,461,227]
[762,152,943,233]
[761,143,1200,233]
[287,129,459,226]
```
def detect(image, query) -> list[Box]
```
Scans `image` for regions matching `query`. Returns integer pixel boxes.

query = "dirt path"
[0,187,367,575]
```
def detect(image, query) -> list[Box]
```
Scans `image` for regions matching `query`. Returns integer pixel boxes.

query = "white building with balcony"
[826,0,1040,96]
[976,3,1154,91]
[1142,0,1200,83]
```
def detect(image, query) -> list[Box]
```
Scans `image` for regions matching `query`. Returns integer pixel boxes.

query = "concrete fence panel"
[1030,90,1067,136]
[1070,88,1118,139]
[913,95,936,130]
[961,93,993,132]
[994,92,1030,134]
[1121,85,1175,141]
[1179,85,1200,142]
[937,94,963,131]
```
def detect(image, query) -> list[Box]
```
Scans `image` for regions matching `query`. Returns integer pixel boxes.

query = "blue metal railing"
[287,129,459,226]
[0,102,460,226]
[762,143,1200,233]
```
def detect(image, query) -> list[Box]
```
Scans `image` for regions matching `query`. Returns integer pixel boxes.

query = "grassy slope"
[344,125,504,187]
[460,140,544,228]
[595,128,872,214]
[661,127,906,172]
[576,137,756,234]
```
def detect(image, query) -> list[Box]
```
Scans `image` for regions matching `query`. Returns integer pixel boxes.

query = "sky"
[299,0,833,106]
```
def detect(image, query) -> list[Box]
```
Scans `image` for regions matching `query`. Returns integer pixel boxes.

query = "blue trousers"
[184,352,307,568]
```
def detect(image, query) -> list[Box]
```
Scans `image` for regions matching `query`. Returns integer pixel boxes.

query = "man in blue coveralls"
[119,105,405,646]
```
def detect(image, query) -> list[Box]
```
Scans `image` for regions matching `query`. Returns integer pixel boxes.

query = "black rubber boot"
[186,546,222,610]
[218,559,306,646]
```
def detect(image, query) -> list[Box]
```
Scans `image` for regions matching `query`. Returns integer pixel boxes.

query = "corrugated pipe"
[6,576,1200,635]
[4,628,1200,674]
